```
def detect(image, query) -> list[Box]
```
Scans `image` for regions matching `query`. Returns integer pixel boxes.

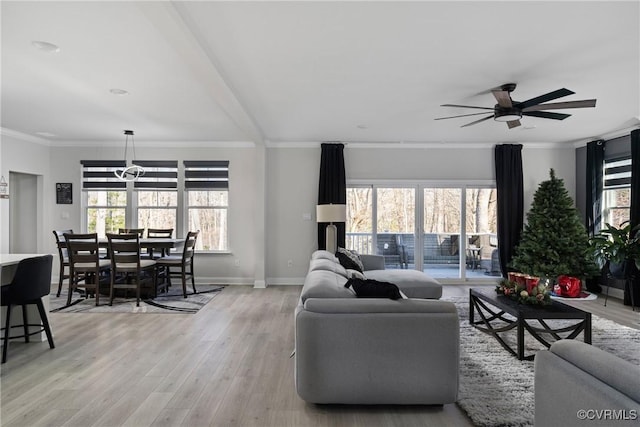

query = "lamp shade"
[316,204,346,223]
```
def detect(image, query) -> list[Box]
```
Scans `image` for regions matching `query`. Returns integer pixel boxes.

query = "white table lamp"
[316,204,347,254]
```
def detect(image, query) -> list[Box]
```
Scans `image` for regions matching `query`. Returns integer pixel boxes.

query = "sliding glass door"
[346,182,500,281]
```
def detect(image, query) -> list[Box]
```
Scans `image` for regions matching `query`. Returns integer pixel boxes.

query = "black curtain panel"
[628,129,640,305]
[494,144,524,278]
[630,129,640,235]
[318,143,346,250]
[586,140,605,237]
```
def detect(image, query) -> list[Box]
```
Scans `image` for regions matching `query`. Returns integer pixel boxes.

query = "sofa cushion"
[308,258,348,278]
[300,270,354,302]
[311,250,338,262]
[365,269,442,299]
[346,269,366,280]
[336,247,364,273]
[345,278,402,300]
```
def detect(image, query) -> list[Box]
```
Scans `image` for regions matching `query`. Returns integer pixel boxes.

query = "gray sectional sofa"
[294,250,460,405]
[535,340,640,427]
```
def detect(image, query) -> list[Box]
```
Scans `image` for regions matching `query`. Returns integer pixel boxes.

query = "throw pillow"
[344,278,402,300]
[336,247,364,273]
[346,269,366,280]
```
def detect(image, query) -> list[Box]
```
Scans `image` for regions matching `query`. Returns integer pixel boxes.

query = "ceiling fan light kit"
[437,83,596,129]
[494,108,522,122]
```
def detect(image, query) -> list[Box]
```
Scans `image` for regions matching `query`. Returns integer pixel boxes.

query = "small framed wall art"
[56,183,72,204]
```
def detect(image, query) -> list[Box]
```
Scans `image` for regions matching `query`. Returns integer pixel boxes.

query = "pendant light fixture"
[114,130,145,181]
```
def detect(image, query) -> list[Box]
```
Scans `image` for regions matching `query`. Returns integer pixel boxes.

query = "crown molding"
[49,140,256,148]
[265,140,572,149]
[570,124,640,148]
[1,128,51,146]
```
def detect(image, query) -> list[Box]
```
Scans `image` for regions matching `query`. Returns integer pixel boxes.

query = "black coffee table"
[469,288,592,360]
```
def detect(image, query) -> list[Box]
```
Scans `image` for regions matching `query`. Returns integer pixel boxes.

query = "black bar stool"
[1,255,55,364]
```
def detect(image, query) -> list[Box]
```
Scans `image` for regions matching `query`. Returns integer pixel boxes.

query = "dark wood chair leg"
[67,274,75,306]
[56,267,64,297]
[182,268,187,298]
[190,263,196,294]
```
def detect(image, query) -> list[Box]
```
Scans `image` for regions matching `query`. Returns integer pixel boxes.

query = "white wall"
[263,143,576,283]
[0,133,51,253]
[266,147,320,283]
[1,133,576,286]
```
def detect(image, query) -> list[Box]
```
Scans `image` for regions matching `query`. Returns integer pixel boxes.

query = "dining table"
[1,253,53,342]
[56,237,186,298]
[57,237,185,256]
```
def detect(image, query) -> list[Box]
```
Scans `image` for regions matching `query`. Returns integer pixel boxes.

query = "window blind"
[604,157,632,189]
[132,160,178,189]
[183,161,229,190]
[81,160,126,189]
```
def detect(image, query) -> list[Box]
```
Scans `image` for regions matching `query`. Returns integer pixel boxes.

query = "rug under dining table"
[50,284,224,314]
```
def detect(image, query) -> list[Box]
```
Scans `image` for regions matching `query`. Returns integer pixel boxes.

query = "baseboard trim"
[266,278,305,286]
[192,277,304,286]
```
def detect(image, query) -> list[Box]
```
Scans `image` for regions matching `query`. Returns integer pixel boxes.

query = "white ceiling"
[1,1,639,146]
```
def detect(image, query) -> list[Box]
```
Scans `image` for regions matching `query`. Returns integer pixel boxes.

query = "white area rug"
[446,296,640,427]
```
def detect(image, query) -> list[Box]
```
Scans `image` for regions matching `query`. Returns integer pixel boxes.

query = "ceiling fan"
[435,83,596,129]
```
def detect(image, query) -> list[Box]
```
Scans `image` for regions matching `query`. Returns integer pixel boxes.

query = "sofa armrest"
[547,340,640,403]
[359,254,385,271]
[535,340,640,427]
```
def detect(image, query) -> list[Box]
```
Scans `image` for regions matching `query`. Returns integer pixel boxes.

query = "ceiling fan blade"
[516,88,575,109]
[440,104,494,110]
[435,111,496,120]
[507,120,521,129]
[522,99,597,112]
[492,90,512,108]
[461,115,494,127]
[522,111,571,120]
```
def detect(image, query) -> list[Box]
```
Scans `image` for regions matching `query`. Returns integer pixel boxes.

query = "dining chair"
[1,255,55,363]
[146,228,174,257]
[52,229,73,297]
[118,228,145,238]
[155,231,199,298]
[64,233,111,306]
[107,233,157,306]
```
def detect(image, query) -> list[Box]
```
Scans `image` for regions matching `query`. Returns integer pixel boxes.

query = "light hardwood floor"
[1,284,637,427]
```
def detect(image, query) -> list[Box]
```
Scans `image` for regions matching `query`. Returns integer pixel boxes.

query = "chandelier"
[114,130,145,181]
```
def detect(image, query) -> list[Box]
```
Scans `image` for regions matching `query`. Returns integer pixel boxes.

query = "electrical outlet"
[287,259,293,268]
[234,259,240,267]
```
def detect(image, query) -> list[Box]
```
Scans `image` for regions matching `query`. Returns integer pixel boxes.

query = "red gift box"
[554,275,581,298]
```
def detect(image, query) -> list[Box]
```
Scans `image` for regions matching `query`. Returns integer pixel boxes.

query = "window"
[87,191,126,236]
[81,159,229,249]
[602,157,631,228]
[133,161,178,231]
[81,160,127,237]
[137,191,178,231]
[184,161,229,251]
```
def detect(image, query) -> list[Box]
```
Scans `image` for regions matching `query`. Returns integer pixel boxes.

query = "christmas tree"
[510,169,599,281]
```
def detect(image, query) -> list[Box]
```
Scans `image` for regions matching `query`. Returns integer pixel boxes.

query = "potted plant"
[589,222,640,279]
